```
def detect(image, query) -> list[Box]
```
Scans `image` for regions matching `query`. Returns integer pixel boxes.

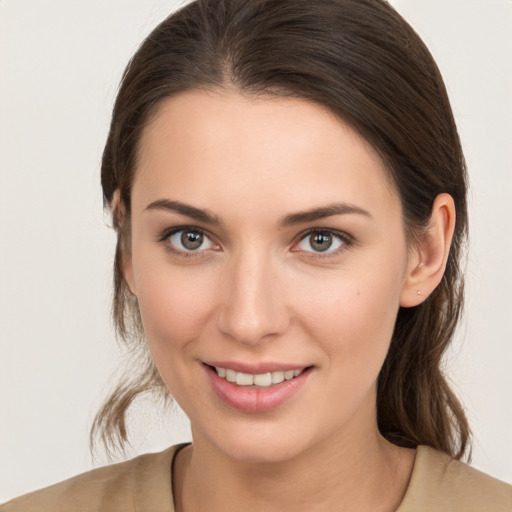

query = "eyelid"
[158,225,354,259]
[291,228,354,256]
[158,225,220,257]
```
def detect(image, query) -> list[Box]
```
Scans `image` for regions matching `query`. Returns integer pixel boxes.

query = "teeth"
[214,366,305,388]
[253,372,272,387]
[271,371,285,384]
[236,372,254,386]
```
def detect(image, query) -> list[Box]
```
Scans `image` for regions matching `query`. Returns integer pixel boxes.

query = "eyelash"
[292,228,353,259]
[158,226,354,259]
[158,225,217,259]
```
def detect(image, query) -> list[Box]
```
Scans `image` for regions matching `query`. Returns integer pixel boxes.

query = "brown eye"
[296,230,346,254]
[181,230,203,250]
[310,233,333,252]
[167,228,215,253]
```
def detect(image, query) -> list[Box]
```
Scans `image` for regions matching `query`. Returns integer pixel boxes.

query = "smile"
[204,363,312,413]
[213,366,305,388]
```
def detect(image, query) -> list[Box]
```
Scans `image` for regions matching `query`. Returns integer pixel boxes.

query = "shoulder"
[398,445,512,512]
[0,445,183,512]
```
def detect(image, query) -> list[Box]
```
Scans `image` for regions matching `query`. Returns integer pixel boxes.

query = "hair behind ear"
[378,192,469,460]
[90,192,169,460]
[378,293,470,460]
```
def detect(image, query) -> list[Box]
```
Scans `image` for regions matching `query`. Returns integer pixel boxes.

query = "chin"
[207,426,314,464]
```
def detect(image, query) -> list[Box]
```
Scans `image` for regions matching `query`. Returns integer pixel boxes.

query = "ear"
[400,193,456,307]
[112,189,137,296]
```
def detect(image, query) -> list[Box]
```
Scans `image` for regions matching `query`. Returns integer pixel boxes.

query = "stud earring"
[416,290,422,296]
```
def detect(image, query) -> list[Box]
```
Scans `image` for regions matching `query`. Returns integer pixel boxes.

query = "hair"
[92,0,470,460]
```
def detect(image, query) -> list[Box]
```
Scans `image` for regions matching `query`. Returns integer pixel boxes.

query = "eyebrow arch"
[145,199,371,227]
[145,199,222,226]
[279,202,372,227]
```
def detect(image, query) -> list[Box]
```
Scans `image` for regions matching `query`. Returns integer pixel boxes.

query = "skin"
[121,90,455,511]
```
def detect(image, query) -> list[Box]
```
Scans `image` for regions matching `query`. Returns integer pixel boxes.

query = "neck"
[174,418,415,512]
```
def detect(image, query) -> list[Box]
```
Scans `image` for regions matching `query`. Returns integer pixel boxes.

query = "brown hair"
[92,0,470,460]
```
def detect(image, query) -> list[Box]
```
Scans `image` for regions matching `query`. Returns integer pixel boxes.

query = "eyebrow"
[145,199,372,227]
[279,203,372,227]
[145,199,222,226]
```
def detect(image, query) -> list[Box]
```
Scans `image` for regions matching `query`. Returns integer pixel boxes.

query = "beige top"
[1,444,511,511]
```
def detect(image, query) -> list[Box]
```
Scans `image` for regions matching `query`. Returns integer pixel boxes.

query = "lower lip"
[204,365,311,413]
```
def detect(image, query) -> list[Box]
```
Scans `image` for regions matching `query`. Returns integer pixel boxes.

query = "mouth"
[203,362,313,413]
[206,364,307,388]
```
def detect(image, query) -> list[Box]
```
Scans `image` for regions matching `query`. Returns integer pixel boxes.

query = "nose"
[216,248,290,345]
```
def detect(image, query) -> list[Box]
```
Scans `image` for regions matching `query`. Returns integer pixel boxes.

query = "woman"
[2,0,511,510]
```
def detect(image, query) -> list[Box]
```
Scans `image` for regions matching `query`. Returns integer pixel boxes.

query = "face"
[125,90,416,463]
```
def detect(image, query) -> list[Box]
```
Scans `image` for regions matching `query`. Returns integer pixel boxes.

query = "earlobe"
[112,189,137,296]
[400,193,456,307]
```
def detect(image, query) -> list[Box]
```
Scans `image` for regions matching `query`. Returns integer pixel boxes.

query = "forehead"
[132,90,399,220]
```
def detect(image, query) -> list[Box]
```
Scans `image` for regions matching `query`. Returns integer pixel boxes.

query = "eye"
[295,229,348,254]
[163,227,216,254]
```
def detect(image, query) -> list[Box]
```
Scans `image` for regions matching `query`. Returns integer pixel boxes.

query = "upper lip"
[203,361,310,374]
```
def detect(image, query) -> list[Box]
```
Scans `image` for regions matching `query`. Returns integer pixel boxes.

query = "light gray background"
[1,0,511,502]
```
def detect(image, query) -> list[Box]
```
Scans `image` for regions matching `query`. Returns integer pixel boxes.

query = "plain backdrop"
[1,0,511,503]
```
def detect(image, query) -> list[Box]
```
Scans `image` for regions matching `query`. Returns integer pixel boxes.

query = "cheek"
[133,258,217,355]
[294,266,403,373]
[291,272,402,430]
